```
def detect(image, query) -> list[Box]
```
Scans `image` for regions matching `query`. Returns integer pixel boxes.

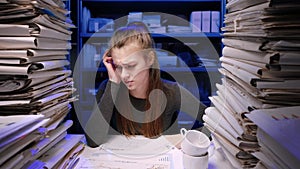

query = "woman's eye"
[115,65,122,71]
[127,65,135,69]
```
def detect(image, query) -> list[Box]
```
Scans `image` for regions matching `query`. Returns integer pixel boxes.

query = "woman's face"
[111,42,153,93]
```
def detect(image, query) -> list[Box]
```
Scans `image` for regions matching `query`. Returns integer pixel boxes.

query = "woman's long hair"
[109,21,164,138]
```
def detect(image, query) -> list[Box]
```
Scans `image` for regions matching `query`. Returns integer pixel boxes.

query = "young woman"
[86,21,209,147]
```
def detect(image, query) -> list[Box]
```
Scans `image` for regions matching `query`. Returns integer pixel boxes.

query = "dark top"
[84,79,209,147]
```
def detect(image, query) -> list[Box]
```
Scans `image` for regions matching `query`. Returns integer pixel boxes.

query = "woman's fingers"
[102,51,121,83]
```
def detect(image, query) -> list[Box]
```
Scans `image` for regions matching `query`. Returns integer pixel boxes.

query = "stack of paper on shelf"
[167,25,192,33]
[0,0,85,168]
[142,14,166,34]
[203,0,300,168]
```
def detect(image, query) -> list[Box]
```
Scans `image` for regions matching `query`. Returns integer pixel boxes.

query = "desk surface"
[74,135,233,169]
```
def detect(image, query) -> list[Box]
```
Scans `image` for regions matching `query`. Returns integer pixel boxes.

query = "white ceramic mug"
[180,128,211,156]
[182,150,209,169]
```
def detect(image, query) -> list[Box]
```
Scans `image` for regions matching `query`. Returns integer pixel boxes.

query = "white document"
[31,120,73,156]
[205,107,240,139]
[226,0,269,13]
[0,60,69,75]
[217,82,253,113]
[100,135,175,157]
[209,96,244,136]
[204,115,259,152]
[31,74,70,91]
[266,40,300,50]
[218,71,286,108]
[218,68,261,98]
[221,56,266,77]
[211,11,220,32]
[44,105,70,129]
[190,11,202,32]
[76,137,174,169]
[252,151,275,169]
[55,143,85,169]
[40,100,70,118]
[0,89,71,112]
[222,46,268,64]
[202,11,211,32]
[7,131,67,169]
[0,23,70,40]
[0,81,72,103]
[0,56,66,65]
[0,118,49,149]
[34,91,71,106]
[25,69,71,79]
[222,78,263,109]
[216,82,250,114]
[77,150,172,169]
[0,49,68,58]
[0,130,43,165]
[223,46,300,66]
[213,136,252,169]
[0,58,20,64]
[256,129,292,169]
[222,38,264,52]
[0,152,25,169]
[276,51,300,65]
[246,106,300,164]
[255,79,300,90]
[16,14,73,34]
[0,11,36,21]
[33,60,70,72]
[222,62,260,87]
[0,71,69,93]
[31,0,68,21]
[0,37,71,50]
[37,134,84,169]
[0,78,30,92]
[212,133,257,163]
[0,114,44,139]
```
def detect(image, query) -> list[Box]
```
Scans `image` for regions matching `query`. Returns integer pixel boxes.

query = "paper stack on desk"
[0,0,84,168]
[203,0,300,168]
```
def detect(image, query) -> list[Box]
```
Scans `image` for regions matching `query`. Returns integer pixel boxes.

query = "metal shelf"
[82,66,219,72]
[82,0,221,2]
[81,32,222,38]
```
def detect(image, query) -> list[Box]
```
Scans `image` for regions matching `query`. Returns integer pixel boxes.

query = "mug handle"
[180,128,188,136]
[208,141,216,158]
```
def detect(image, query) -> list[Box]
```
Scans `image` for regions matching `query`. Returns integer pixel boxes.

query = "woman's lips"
[125,80,134,85]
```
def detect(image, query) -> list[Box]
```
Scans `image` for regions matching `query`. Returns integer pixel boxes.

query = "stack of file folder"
[203,0,300,168]
[246,106,300,169]
[0,0,84,168]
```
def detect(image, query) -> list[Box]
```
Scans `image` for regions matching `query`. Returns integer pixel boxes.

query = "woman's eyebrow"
[122,61,136,65]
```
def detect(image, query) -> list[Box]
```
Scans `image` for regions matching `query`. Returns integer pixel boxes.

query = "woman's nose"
[120,69,130,80]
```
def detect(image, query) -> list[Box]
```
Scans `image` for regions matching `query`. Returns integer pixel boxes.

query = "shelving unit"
[74,0,225,129]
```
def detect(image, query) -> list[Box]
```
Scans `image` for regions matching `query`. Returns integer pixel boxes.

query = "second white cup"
[182,150,209,169]
[180,128,210,156]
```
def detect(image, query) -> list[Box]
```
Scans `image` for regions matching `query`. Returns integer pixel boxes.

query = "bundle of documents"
[0,118,84,169]
[246,106,300,169]
[0,0,85,168]
[0,0,76,115]
[204,0,300,168]
[167,25,192,33]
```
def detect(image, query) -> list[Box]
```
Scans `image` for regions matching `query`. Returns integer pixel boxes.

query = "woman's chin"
[125,83,135,90]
